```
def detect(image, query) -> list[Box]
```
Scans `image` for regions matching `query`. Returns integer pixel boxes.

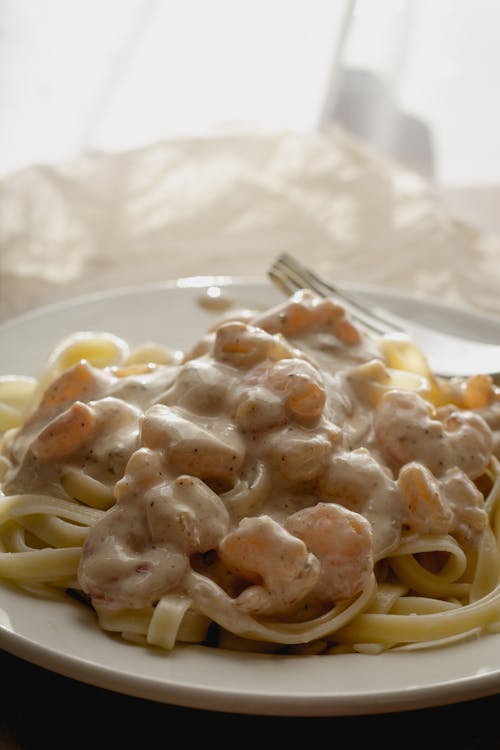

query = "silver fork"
[268,252,500,380]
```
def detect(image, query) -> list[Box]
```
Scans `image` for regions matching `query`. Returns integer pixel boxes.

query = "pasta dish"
[1,288,500,657]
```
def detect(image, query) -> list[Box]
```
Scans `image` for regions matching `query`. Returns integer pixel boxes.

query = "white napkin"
[1,126,499,321]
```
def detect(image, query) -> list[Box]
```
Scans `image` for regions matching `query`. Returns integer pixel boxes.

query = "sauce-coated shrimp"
[439,466,488,545]
[398,462,453,536]
[234,386,285,433]
[31,401,96,460]
[266,358,326,425]
[4,396,142,494]
[261,423,339,483]
[285,502,373,603]
[160,358,232,416]
[79,447,187,607]
[12,362,110,456]
[253,289,361,345]
[141,404,246,492]
[318,448,402,557]
[213,321,293,369]
[37,361,110,411]
[374,390,493,479]
[30,396,141,469]
[79,503,188,609]
[398,461,487,545]
[437,405,494,479]
[234,357,326,432]
[218,515,320,616]
[146,474,230,553]
[80,454,230,608]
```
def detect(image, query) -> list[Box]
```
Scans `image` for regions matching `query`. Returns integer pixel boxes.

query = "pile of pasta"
[1,289,500,657]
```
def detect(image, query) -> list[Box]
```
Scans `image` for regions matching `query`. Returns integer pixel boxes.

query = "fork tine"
[268,266,303,298]
[270,253,397,337]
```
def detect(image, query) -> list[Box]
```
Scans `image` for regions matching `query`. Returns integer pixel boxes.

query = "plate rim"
[3,273,500,331]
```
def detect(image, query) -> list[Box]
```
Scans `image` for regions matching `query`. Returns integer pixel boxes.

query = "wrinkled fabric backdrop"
[1,127,499,322]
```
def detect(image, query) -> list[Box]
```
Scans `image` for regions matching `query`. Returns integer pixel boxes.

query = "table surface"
[2,647,500,749]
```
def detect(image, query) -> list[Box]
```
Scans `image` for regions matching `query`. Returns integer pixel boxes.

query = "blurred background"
[2,0,500,322]
[2,0,499,232]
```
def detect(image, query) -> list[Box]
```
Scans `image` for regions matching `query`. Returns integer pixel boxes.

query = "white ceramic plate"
[2,277,500,718]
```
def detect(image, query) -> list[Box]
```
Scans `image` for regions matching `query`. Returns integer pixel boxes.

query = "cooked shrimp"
[160,357,233,416]
[253,289,361,345]
[285,502,373,603]
[4,395,141,496]
[252,290,324,336]
[266,358,326,425]
[438,466,488,545]
[437,406,494,479]
[146,474,230,553]
[398,461,487,545]
[398,462,453,536]
[232,354,326,433]
[318,448,402,557]
[261,423,339,483]
[141,404,246,492]
[31,401,96,460]
[35,361,111,413]
[5,362,114,468]
[374,389,493,479]
[79,500,189,609]
[75,397,142,483]
[234,386,286,432]
[80,460,230,609]
[213,321,293,369]
[218,515,320,616]
[6,362,174,474]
